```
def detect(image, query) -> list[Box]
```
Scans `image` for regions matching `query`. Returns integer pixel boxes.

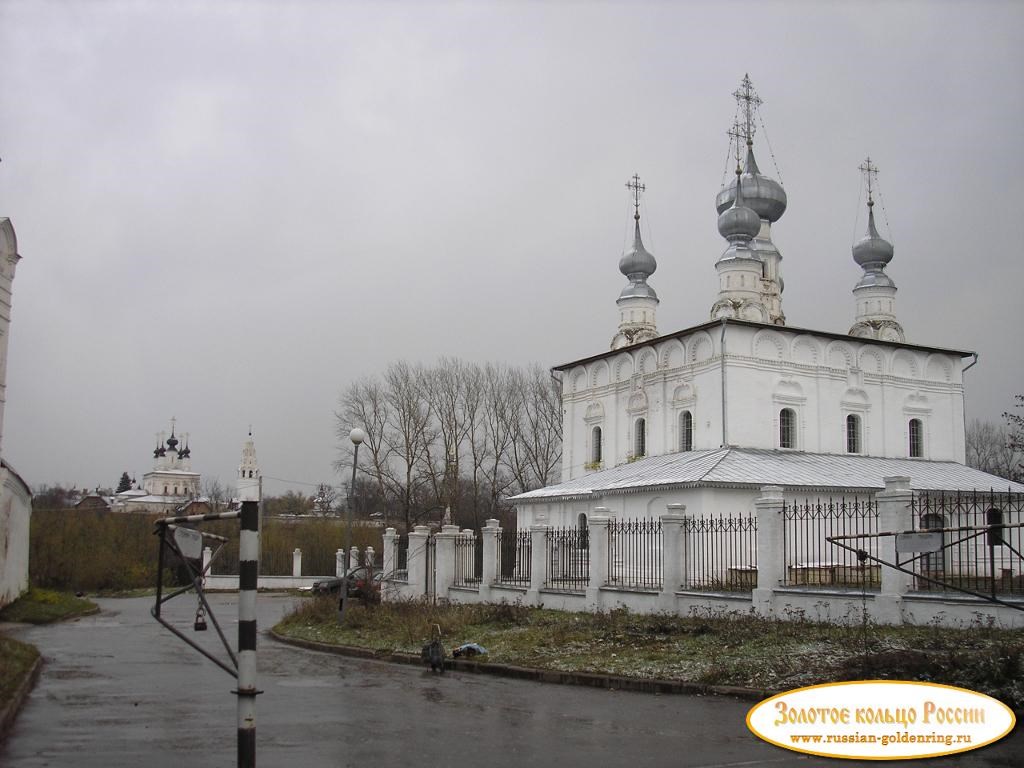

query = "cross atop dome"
[626,173,645,220]
[733,73,762,146]
[859,156,879,205]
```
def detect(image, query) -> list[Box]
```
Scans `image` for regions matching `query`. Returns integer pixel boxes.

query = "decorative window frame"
[772,383,806,450]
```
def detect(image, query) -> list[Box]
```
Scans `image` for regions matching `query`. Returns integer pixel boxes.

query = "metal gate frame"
[425,535,437,601]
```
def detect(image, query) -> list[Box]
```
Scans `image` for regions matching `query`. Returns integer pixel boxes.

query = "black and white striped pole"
[236,432,261,768]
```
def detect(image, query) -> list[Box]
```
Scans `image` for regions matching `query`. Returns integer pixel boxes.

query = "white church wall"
[0,465,32,608]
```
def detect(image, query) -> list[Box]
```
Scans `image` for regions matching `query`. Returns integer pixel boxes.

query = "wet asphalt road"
[1,594,1021,767]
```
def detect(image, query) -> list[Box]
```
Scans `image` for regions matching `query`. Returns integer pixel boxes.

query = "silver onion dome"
[715,142,787,223]
[718,167,761,241]
[852,203,894,269]
[618,216,657,290]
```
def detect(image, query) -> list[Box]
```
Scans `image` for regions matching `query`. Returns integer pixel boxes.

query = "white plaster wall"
[562,324,966,478]
[0,467,32,608]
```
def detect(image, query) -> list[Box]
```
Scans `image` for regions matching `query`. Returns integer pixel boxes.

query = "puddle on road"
[276,678,338,688]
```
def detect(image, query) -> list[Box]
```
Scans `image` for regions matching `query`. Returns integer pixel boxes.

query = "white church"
[108,424,203,513]
[512,76,1023,528]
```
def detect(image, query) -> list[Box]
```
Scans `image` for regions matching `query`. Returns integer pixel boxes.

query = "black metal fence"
[607,518,662,590]
[783,497,879,589]
[545,527,589,591]
[910,490,1024,596]
[495,529,531,587]
[454,533,483,587]
[395,533,409,581]
[682,514,758,592]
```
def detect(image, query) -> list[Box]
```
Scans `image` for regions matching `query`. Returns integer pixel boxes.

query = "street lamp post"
[339,427,365,622]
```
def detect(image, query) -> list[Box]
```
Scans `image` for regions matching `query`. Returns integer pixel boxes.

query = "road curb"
[269,629,772,702]
[0,652,42,743]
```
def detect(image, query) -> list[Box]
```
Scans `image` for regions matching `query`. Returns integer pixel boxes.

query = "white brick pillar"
[202,545,212,582]
[349,546,360,575]
[434,524,460,599]
[479,519,500,601]
[525,524,548,605]
[584,509,611,608]
[660,504,687,611]
[364,546,376,569]
[382,528,397,576]
[875,476,913,625]
[292,548,302,577]
[753,485,785,617]
[406,525,431,596]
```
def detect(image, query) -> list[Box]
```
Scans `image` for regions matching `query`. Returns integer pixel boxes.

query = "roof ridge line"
[698,446,733,481]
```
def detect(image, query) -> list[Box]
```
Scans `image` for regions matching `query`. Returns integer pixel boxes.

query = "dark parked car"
[311,566,383,598]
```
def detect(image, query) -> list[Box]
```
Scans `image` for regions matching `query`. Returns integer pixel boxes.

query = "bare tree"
[966,419,1022,482]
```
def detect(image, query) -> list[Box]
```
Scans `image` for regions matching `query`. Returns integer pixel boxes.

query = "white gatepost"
[406,525,431,596]
[660,504,687,612]
[434,524,460,598]
[349,546,360,575]
[753,485,785,617]
[875,476,914,625]
[335,549,346,578]
[202,546,212,588]
[525,524,548,605]
[585,508,611,609]
[479,518,500,601]
[292,548,302,577]
[382,528,397,576]
[364,546,376,568]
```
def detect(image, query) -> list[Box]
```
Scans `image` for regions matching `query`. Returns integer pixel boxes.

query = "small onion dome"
[715,142,787,222]
[153,443,162,459]
[618,217,657,280]
[180,444,191,459]
[166,432,179,450]
[718,167,761,241]
[852,203,894,269]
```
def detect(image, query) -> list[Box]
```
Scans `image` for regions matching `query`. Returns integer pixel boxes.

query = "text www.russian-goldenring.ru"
[790,731,972,747]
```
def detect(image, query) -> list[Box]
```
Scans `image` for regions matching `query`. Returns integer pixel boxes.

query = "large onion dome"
[852,202,894,269]
[715,141,787,223]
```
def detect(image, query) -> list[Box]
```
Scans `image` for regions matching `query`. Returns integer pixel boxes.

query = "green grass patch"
[0,634,40,707]
[274,598,1024,709]
[0,588,98,624]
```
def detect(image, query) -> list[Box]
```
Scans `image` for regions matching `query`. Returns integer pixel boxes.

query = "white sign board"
[174,527,204,560]
[896,532,942,554]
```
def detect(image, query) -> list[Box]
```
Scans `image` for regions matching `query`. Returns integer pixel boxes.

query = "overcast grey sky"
[2,0,1022,497]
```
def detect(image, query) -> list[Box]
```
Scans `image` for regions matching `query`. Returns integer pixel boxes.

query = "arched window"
[634,418,646,458]
[846,414,861,454]
[164,485,168,494]
[909,419,923,458]
[779,408,796,449]
[577,512,589,550]
[679,410,693,452]
[591,426,602,465]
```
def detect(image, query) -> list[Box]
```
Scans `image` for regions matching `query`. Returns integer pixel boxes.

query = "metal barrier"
[454,533,482,587]
[607,518,663,590]
[545,527,589,592]
[911,490,1024,596]
[682,514,758,592]
[784,497,879,589]
[495,529,531,587]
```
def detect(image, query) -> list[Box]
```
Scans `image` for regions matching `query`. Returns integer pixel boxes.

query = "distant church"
[513,75,1023,526]
[109,422,203,513]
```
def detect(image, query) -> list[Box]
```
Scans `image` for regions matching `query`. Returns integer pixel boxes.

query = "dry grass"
[275,597,1024,709]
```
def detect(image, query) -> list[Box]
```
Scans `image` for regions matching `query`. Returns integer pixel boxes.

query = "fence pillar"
[479,519,500,601]
[292,548,302,577]
[202,546,212,588]
[406,526,431,596]
[585,508,611,609]
[364,546,376,568]
[349,546,360,575]
[335,549,346,578]
[753,485,785,617]
[525,524,549,606]
[660,504,687,612]
[875,476,913,624]
[382,528,397,577]
[434,524,460,598]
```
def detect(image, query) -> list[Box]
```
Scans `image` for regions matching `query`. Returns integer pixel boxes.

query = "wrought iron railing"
[607,518,662,590]
[910,490,1024,596]
[495,529,531,588]
[783,497,879,589]
[454,533,483,587]
[395,533,409,581]
[544,527,589,592]
[682,514,758,592]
